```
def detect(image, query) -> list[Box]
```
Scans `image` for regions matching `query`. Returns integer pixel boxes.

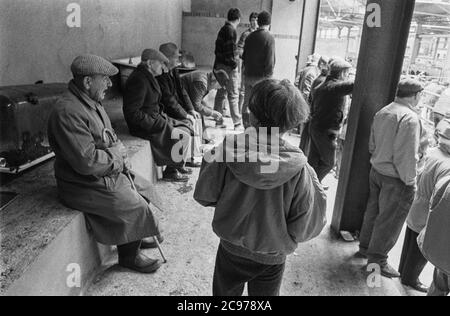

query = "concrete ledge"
[0,126,159,296]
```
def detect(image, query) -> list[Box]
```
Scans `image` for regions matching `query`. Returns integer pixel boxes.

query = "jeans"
[213,243,285,297]
[428,268,450,296]
[359,168,416,265]
[399,227,428,284]
[308,124,339,182]
[214,65,241,125]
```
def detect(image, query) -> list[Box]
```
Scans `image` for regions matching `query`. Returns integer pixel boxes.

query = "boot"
[118,241,162,274]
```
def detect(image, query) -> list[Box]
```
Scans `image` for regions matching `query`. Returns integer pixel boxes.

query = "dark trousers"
[399,227,428,284]
[428,268,450,296]
[299,121,311,157]
[308,125,338,182]
[213,244,285,297]
[359,168,416,265]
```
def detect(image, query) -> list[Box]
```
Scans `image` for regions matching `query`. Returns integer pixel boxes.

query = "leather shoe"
[119,252,162,274]
[402,281,429,293]
[141,235,164,249]
[379,263,401,279]
[162,169,189,183]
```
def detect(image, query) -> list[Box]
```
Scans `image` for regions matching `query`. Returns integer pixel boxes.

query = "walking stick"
[103,128,167,263]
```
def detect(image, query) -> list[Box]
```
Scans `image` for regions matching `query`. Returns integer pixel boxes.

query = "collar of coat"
[137,64,162,95]
[68,80,102,111]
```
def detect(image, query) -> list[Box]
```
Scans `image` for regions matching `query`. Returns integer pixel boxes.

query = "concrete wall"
[0,0,185,86]
[190,0,272,17]
[271,0,303,82]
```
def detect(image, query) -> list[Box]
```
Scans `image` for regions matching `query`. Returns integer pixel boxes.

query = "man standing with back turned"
[358,79,425,278]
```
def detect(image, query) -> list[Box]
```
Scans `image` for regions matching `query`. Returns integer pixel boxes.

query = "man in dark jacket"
[242,11,276,128]
[48,54,162,274]
[214,8,242,129]
[308,59,354,182]
[156,42,203,166]
[123,49,194,182]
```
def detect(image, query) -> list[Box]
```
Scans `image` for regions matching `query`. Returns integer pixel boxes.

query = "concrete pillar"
[332,0,416,233]
[411,23,423,66]
[295,0,321,75]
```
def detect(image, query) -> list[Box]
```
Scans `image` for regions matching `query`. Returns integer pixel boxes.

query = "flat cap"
[141,49,169,64]
[330,58,352,73]
[397,78,424,95]
[159,43,181,59]
[437,118,450,140]
[71,54,118,77]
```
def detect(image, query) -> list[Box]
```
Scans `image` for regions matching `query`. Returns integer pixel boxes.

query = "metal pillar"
[295,0,321,75]
[332,0,416,234]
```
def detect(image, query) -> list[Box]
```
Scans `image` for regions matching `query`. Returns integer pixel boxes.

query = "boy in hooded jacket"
[194,79,327,296]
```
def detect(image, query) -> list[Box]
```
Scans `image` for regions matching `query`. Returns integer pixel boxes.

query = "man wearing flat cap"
[359,78,426,279]
[123,49,194,182]
[156,42,203,166]
[48,54,163,274]
[308,58,354,182]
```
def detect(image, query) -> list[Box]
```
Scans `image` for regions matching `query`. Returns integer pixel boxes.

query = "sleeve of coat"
[194,155,227,207]
[157,74,188,120]
[369,122,376,155]
[123,75,166,134]
[394,115,420,186]
[333,80,354,96]
[190,82,214,117]
[287,165,327,243]
[49,108,124,178]
[264,37,276,77]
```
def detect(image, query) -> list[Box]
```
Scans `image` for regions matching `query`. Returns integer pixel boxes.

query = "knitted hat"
[141,49,169,64]
[71,54,118,77]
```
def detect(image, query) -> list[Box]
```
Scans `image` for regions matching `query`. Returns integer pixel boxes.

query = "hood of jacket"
[216,129,308,190]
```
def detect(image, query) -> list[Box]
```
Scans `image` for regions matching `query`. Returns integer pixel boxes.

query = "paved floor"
[86,122,434,296]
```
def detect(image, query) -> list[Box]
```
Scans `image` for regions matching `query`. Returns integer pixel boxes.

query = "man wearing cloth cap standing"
[308,58,354,182]
[48,54,162,274]
[123,49,194,182]
[358,79,425,278]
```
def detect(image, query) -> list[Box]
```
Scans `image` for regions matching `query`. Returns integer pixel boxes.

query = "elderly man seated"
[123,49,197,182]
[48,54,163,274]
[156,42,203,161]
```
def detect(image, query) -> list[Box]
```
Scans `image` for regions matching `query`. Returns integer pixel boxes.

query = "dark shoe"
[185,161,201,168]
[118,241,162,274]
[162,169,189,183]
[177,167,193,175]
[380,263,401,279]
[402,281,429,293]
[119,252,162,274]
[141,235,164,249]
